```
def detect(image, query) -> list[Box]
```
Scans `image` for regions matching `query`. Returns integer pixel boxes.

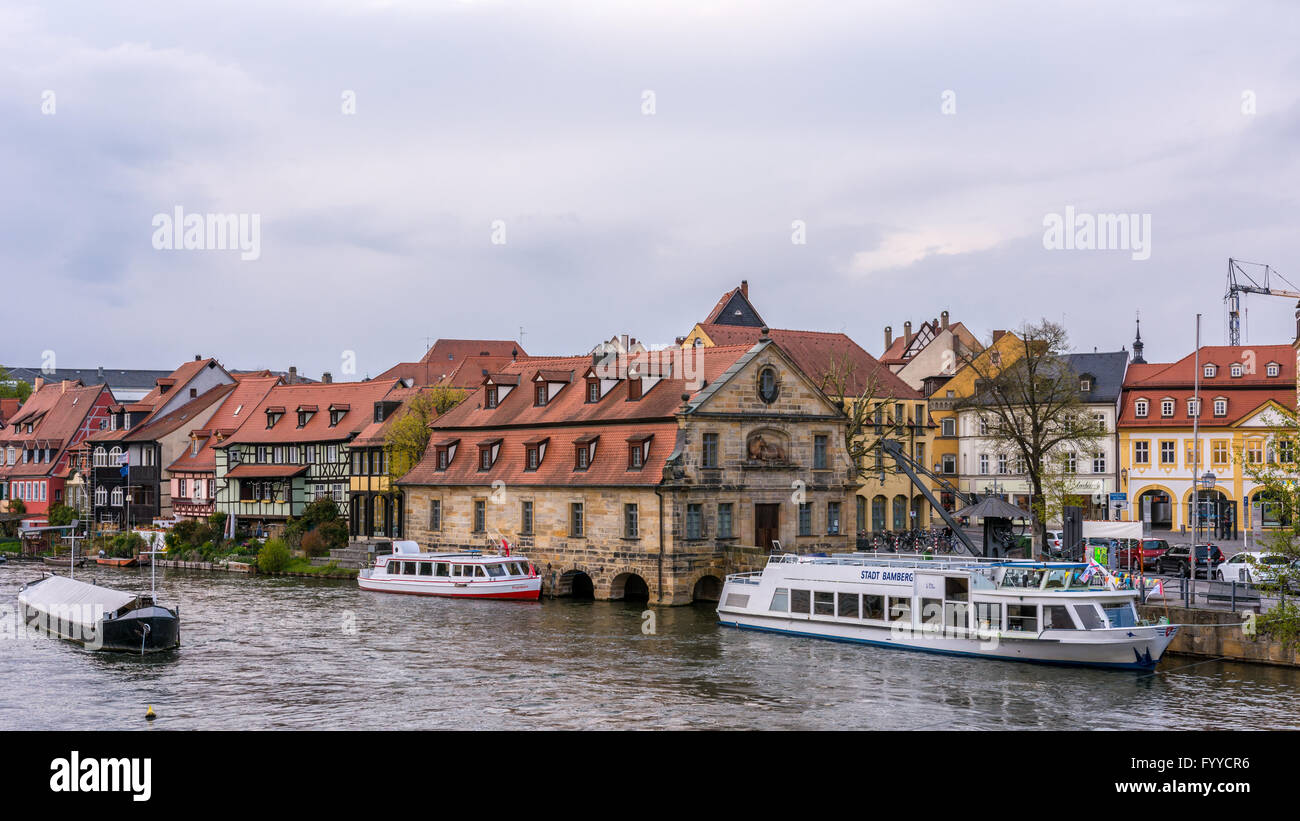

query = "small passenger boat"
[43,555,86,568]
[358,541,542,600]
[18,574,180,654]
[718,553,1180,670]
[95,556,140,568]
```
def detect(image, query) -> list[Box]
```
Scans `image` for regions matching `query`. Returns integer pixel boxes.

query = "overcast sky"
[4,0,1299,380]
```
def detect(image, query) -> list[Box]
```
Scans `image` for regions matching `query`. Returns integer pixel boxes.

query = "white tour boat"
[717,553,1180,670]
[358,541,542,600]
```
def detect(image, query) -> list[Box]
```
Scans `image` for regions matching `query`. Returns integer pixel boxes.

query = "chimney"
[992,330,1006,343]
[904,321,914,346]
[941,310,950,329]
[61,380,71,394]
[289,366,298,384]
[322,372,333,384]
[740,280,749,299]
[195,354,202,361]
[33,376,44,392]
[884,326,893,349]
[96,366,104,381]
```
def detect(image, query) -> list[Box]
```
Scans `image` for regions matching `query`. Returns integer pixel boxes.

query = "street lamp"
[1200,471,1216,543]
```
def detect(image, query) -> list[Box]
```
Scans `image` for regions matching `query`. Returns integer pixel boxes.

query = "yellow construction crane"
[1224,257,1300,345]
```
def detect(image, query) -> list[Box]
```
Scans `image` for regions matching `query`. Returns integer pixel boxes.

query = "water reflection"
[2,564,1299,730]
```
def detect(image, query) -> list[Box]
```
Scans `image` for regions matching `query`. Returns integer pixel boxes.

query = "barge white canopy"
[18,575,137,620]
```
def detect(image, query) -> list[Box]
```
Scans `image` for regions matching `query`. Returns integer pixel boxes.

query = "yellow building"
[1117,344,1295,538]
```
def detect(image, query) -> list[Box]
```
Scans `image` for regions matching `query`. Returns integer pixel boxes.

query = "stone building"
[398,334,856,604]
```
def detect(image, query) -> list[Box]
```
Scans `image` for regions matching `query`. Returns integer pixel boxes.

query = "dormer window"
[1135,399,1148,418]
[587,380,600,404]
[523,437,549,471]
[265,407,285,429]
[1214,397,1227,416]
[627,375,642,401]
[329,404,349,426]
[627,433,653,470]
[535,384,548,406]
[1204,364,1216,378]
[574,434,598,471]
[297,405,317,428]
[1267,362,1280,377]
[485,386,498,409]
[477,438,502,471]
[1230,363,1243,378]
[1079,377,1092,392]
[1161,399,1174,418]
[1187,398,1200,417]
[433,438,459,471]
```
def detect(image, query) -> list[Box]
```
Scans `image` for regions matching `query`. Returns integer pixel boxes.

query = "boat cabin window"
[1001,568,1044,589]
[436,563,450,576]
[403,562,418,576]
[1043,569,1071,590]
[975,602,1002,631]
[920,598,942,625]
[862,595,885,621]
[944,577,969,602]
[474,566,486,578]
[452,565,467,577]
[1007,604,1037,632]
[1103,603,1138,628]
[419,562,433,577]
[510,562,525,575]
[887,596,911,623]
[769,588,789,612]
[790,589,811,614]
[813,592,835,617]
[486,564,506,578]
[1043,605,1076,630]
[1072,604,1104,630]
[836,592,859,619]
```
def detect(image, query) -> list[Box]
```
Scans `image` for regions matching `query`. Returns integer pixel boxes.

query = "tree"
[0,367,32,402]
[815,352,910,485]
[1239,406,1300,646]
[953,321,1106,556]
[384,387,467,487]
[47,503,76,527]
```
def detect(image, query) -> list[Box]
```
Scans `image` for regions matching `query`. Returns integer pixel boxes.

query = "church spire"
[1132,312,1146,364]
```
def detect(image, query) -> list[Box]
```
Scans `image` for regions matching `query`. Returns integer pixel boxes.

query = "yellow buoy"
[146,705,156,721]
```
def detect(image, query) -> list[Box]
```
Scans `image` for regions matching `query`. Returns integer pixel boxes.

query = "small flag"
[500,537,511,557]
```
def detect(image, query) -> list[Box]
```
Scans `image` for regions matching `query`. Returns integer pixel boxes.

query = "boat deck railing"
[773,552,1048,572]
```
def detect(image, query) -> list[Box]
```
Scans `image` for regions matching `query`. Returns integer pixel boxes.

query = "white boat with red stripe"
[358,540,542,600]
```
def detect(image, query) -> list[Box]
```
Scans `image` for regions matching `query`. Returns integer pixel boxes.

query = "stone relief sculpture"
[746,432,786,462]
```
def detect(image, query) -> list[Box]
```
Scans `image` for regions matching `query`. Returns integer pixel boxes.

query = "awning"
[953,496,1030,520]
[225,464,309,479]
[18,575,136,623]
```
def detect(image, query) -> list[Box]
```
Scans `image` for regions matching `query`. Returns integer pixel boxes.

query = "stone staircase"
[309,539,389,570]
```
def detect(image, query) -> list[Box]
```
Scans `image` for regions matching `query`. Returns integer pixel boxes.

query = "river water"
[2,563,1299,730]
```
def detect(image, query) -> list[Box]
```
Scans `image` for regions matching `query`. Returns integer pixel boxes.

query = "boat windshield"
[999,568,1045,589]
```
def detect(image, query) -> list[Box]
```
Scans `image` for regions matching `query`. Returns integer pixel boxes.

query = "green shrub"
[257,538,291,573]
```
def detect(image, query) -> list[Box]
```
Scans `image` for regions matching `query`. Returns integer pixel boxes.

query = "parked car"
[1116,538,1170,571]
[1045,530,1063,553]
[1157,544,1225,578]
[1216,551,1299,589]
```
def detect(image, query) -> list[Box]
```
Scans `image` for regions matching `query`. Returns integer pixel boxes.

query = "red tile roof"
[1119,345,1295,427]
[0,398,21,426]
[166,376,282,474]
[120,384,235,443]
[220,380,402,445]
[376,354,526,389]
[0,381,112,480]
[703,286,766,327]
[696,325,919,399]
[417,339,527,366]
[399,345,756,487]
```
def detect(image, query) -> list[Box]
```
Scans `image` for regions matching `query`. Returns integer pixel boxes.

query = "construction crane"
[1225,258,1300,345]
